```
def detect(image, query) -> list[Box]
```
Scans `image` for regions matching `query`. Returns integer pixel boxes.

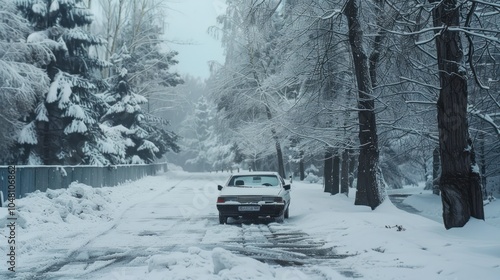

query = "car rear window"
[228,175,279,187]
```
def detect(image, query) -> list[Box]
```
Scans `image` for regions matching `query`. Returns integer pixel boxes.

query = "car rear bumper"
[217,203,285,217]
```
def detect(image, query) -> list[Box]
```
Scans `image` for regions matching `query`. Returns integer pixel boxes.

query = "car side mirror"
[283,184,291,191]
[218,185,223,191]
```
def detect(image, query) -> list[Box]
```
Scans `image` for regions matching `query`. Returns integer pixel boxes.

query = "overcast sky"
[166,0,226,80]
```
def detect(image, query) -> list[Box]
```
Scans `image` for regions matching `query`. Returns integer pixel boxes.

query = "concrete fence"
[0,163,168,204]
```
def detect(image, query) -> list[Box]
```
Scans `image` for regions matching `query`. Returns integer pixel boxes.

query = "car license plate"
[238,206,260,211]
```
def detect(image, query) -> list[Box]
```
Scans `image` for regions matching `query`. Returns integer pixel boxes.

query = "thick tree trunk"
[430,0,484,228]
[324,150,333,193]
[341,149,349,195]
[275,141,286,178]
[299,151,305,181]
[432,147,440,195]
[332,153,340,195]
[344,0,382,210]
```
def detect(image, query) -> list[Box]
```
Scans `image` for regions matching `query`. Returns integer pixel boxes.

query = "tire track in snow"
[217,221,360,278]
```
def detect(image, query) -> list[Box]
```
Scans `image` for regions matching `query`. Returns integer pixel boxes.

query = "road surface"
[16,174,359,279]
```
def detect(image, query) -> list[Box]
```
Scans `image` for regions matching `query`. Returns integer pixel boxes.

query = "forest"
[1,0,499,228]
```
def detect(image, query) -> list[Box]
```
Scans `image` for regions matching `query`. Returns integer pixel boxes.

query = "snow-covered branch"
[469,108,500,138]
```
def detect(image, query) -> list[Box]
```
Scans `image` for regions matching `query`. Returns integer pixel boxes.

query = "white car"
[216,172,291,224]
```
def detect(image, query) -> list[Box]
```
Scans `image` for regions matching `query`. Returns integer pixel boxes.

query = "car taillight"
[217,197,225,203]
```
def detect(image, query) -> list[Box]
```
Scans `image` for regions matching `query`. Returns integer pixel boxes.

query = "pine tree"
[0,0,51,164]
[99,47,138,164]
[184,96,215,171]
[15,0,111,165]
[96,2,182,164]
[101,46,179,164]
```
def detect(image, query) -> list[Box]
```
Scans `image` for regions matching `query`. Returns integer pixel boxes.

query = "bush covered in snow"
[305,172,320,184]
[304,164,321,183]
[305,164,319,175]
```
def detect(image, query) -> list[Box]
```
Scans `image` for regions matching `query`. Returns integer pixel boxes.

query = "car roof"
[229,171,281,177]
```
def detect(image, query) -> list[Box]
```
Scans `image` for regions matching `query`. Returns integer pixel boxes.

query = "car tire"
[284,207,289,219]
[275,212,285,223]
[219,213,227,224]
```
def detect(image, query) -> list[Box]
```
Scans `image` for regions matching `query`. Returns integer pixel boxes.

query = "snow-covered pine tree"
[0,0,52,164]
[89,0,183,164]
[100,46,179,164]
[15,0,111,165]
[183,96,215,171]
[139,115,180,163]
[98,47,137,164]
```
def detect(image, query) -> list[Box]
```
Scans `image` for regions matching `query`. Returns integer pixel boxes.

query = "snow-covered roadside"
[1,170,499,280]
[292,182,500,279]
[0,173,185,275]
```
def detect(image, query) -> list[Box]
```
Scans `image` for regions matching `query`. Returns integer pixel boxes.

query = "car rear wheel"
[275,212,285,223]
[219,213,227,224]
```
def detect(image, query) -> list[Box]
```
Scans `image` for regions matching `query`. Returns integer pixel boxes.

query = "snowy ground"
[1,169,499,280]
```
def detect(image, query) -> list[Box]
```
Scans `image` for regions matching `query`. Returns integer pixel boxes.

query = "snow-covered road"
[2,169,500,280]
[4,171,353,279]
[37,176,352,279]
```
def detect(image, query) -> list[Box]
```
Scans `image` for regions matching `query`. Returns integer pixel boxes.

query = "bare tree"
[428,0,484,229]
[343,0,383,209]
[209,0,288,177]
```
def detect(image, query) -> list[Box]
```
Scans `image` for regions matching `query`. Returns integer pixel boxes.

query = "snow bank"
[17,182,113,226]
[0,182,113,231]
[0,182,115,263]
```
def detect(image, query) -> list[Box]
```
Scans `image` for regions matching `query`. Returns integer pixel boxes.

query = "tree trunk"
[348,148,356,188]
[40,122,51,165]
[299,150,305,181]
[432,147,440,195]
[479,131,487,194]
[275,141,286,178]
[430,0,484,229]
[344,0,382,210]
[324,150,333,193]
[264,105,285,178]
[332,152,340,195]
[341,149,349,195]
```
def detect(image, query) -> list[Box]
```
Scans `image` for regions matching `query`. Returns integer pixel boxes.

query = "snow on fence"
[0,163,167,203]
